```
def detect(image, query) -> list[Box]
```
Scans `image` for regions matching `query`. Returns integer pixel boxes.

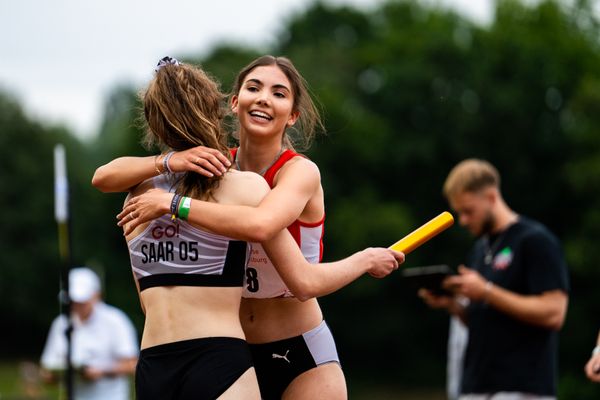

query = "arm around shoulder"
[235,157,322,242]
[181,170,289,242]
[92,156,158,193]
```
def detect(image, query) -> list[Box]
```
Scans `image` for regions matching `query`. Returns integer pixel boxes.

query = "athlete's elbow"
[247,219,280,242]
[91,169,110,192]
[288,280,319,302]
[247,227,272,243]
[288,285,312,302]
[294,292,313,302]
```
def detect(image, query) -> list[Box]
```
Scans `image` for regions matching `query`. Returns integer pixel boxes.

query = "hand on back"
[117,188,173,235]
[167,146,231,177]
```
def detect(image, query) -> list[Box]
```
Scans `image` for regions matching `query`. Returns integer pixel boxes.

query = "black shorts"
[249,320,341,400]
[135,336,253,400]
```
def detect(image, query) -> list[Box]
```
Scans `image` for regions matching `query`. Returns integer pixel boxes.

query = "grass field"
[1,361,63,399]
[0,361,446,399]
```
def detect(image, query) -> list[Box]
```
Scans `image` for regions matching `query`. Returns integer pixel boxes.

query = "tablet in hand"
[401,264,455,295]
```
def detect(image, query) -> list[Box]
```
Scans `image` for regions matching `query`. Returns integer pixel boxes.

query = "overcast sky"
[0,0,493,140]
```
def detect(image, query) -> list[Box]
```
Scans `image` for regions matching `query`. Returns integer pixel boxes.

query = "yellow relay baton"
[389,211,454,254]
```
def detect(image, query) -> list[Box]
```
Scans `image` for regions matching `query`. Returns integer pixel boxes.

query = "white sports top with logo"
[127,174,249,291]
[233,149,325,299]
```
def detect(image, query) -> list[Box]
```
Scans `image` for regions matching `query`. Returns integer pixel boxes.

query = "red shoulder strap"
[263,149,302,188]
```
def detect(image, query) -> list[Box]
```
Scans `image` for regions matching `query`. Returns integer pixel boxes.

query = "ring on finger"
[130,212,134,220]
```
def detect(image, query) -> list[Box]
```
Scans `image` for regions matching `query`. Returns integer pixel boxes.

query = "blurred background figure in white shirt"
[40,267,139,400]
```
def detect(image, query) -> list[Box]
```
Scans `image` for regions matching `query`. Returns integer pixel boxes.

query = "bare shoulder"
[288,155,320,173]
[217,170,270,207]
[279,154,321,179]
[273,155,321,190]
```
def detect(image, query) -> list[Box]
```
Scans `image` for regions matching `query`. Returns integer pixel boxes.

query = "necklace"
[483,215,520,264]
[235,147,285,176]
[484,231,507,265]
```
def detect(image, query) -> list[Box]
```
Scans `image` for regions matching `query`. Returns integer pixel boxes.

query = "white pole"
[53,144,74,400]
[54,144,68,223]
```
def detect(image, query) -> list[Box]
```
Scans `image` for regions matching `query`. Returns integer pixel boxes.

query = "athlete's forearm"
[119,187,284,241]
[189,159,321,241]
[261,230,399,301]
[263,240,370,301]
[184,200,282,242]
[296,250,385,300]
[93,156,157,192]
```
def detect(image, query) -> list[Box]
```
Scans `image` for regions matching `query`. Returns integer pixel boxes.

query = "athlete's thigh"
[282,362,347,400]
[218,367,261,400]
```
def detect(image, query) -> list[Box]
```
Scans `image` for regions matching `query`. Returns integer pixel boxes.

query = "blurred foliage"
[1,0,600,397]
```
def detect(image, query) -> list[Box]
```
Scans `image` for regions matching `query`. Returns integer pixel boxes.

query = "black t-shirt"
[461,216,569,396]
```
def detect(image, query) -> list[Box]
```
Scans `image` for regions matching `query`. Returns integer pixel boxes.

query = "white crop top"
[127,175,249,291]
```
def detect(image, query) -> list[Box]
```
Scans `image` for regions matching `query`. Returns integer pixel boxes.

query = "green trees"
[0,92,89,355]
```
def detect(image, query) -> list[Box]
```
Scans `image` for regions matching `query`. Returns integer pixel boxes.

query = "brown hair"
[231,55,324,151]
[141,61,229,199]
[443,158,500,200]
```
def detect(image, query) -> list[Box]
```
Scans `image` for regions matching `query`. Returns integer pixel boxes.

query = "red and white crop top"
[231,148,325,299]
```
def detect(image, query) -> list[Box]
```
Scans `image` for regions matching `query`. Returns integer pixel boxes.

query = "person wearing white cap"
[40,267,139,400]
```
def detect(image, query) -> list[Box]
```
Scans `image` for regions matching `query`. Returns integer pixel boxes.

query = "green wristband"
[178,196,191,220]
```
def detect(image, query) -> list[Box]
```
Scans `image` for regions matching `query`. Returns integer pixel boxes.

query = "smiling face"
[231,64,299,142]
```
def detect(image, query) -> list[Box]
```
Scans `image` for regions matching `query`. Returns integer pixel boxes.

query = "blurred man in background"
[40,267,138,400]
[420,158,569,400]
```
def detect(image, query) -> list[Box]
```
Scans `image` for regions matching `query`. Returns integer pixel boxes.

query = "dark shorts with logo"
[249,320,340,400]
